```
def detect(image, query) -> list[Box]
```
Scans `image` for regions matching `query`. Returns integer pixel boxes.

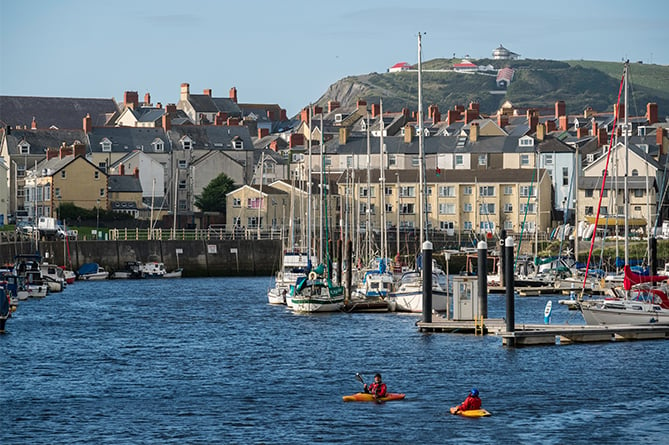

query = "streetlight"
[96,198,100,239]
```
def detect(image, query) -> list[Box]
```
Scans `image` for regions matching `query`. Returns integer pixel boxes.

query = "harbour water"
[2,277,667,444]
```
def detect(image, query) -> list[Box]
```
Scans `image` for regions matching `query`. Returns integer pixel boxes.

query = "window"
[520,154,530,166]
[385,203,393,213]
[232,198,241,207]
[94,171,100,180]
[178,160,188,169]
[585,189,593,198]
[601,206,608,215]
[562,167,569,186]
[101,139,112,152]
[504,220,513,230]
[359,203,375,214]
[463,221,473,230]
[399,186,415,198]
[440,221,454,231]
[504,203,513,213]
[634,189,643,198]
[389,155,396,166]
[182,139,192,150]
[455,155,464,166]
[463,186,472,195]
[99,162,108,173]
[411,156,419,167]
[544,154,553,165]
[519,137,534,147]
[262,163,275,175]
[19,142,30,154]
[463,203,473,212]
[61,171,66,179]
[43,184,51,201]
[631,169,638,176]
[478,154,487,166]
[346,156,353,167]
[520,203,536,213]
[152,139,164,152]
[439,186,455,197]
[585,206,594,215]
[519,186,535,197]
[479,203,495,214]
[504,186,513,195]
[324,156,331,166]
[400,203,414,214]
[479,186,495,197]
[359,187,375,198]
[99,188,105,197]
[439,203,455,214]
[384,186,393,196]
[601,189,608,198]
[247,216,259,228]
[247,197,262,209]
[55,188,61,198]
[179,180,187,189]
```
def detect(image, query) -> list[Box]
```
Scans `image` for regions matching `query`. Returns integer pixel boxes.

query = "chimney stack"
[46,147,59,160]
[545,119,556,132]
[124,91,139,109]
[328,100,340,113]
[180,83,190,101]
[215,112,226,126]
[59,142,73,159]
[258,128,269,138]
[229,87,237,103]
[300,107,309,123]
[31,116,37,130]
[134,167,139,178]
[470,123,479,142]
[226,117,239,126]
[591,118,598,137]
[83,113,92,133]
[614,103,624,120]
[559,115,569,131]
[339,127,349,145]
[203,88,212,97]
[555,101,566,119]
[536,122,546,141]
[289,133,304,148]
[404,124,414,143]
[371,103,380,118]
[144,92,151,106]
[280,109,287,121]
[497,114,508,129]
[73,143,86,158]
[647,102,658,124]
[356,99,367,111]
[464,109,478,124]
[447,109,461,125]
[597,127,608,147]
[162,114,171,131]
[119,163,125,176]
[577,127,589,138]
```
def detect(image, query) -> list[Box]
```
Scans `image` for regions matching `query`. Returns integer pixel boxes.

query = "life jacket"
[459,395,482,411]
[368,382,387,397]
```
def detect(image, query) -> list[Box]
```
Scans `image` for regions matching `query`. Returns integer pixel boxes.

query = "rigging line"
[557,165,576,259]
[652,153,669,233]
[581,68,625,297]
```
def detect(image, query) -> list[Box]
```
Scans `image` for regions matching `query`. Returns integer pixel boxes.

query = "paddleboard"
[342,392,406,402]
[544,300,552,324]
[450,407,491,417]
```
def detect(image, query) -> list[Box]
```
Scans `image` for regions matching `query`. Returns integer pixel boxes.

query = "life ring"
[308,271,317,280]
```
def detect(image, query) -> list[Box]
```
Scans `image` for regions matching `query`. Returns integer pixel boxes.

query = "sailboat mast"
[417,32,425,246]
[257,151,264,240]
[623,61,629,268]
[308,106,313,262]
[319,114,325,263]
[366,113,372,263]
[379,99,386,263]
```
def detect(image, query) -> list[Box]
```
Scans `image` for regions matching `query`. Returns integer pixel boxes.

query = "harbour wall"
[0,239,283,277]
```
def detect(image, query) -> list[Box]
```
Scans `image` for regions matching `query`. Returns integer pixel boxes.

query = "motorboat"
[77,263,109,280]
[141,262,166,278]
[387,265,448,313]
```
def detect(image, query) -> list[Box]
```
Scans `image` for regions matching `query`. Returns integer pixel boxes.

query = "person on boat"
[455,388,482,412]
[363,373,387,399]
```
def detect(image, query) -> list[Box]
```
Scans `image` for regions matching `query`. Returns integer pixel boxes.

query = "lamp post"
[96,198,100,238]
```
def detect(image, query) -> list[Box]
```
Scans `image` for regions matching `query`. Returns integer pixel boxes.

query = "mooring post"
[505,236,515,337]
[422,241,433,323]
[477,240,488,319]
[650,236,657,276]
[499,229,506,287]
[346,240,353,302]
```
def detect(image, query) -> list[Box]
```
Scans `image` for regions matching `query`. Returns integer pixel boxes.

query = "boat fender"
[308,271,317,280]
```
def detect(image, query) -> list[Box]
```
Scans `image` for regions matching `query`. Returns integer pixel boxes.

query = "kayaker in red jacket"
[455,388,482,412]
[364,373,387,399]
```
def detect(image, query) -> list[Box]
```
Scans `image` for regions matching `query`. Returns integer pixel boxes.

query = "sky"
[1,0,667,117]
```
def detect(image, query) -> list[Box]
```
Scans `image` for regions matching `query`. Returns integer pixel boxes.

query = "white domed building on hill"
[492,44,520,60]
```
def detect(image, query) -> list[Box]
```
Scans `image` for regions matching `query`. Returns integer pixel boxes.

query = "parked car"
[16,221,36,234]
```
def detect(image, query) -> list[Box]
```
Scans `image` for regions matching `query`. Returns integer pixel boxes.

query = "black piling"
[346,240,353,300]
[504,236,515,340]
[336,239,342,286]
[422,241,433,323]
[499,229,506,287]
[477,240,488,318]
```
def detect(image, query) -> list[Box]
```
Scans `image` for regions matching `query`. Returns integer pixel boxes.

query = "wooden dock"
[416,316,669,346]
[488,286,608,296]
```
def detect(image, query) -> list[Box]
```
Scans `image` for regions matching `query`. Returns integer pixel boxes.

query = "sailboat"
[386,33,448,313]
[289,106,345,312]
[579,61,669,325]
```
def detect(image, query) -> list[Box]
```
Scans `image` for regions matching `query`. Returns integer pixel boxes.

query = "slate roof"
[0,96,118,130]
[579,175,656,190]
[211,98,242,117]
[88,127,171,154]
[167,125,254,151]
[108,175,143,193]
[3,128,87,155]
[333,168,542,186]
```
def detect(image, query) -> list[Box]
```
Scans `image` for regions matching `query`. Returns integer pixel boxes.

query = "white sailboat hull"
[579,300,669,325]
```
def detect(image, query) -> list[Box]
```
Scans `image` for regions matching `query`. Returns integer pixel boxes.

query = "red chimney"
[166,103,177,114]
[371,103,380,117]
[464,109,478,124]
[229,87,238,103]
[31,116,37,130]
[180,83,190,101]
[591,119,598,137]
[73,143,86,158]
[301,108,309,122]
[598,127,608,147]
[59,143,73,159]
[162,114,171,131]
[133,167,139,178]
[577,127,588,138]
[454,104,465,113]
[124,91,139,109]
[545,119,556,132]
[614,103,624,120]
[215,112,226,126]
[313,105,322,116]
[203,88,212,97]
[328,101,340,113]
[559,115,568,131]
[447,109,461,125]
[356,99,367,110]
[226,117,239,126]
[555,101,566,118]
[657,127,666,145]
[402,108,410,119]
[269,140,278,151]
[469,102,480,111]
[258,128,269,138]
[497,114,508,129]
[432,109,441,125]
[647,103,658,124]
[46,148,59,160]
[144,92,151,105]
[289,133,304,148]
[119,163,125,176]
[156,102,162,109]
[280,109,287,121]
[83,113,92,133]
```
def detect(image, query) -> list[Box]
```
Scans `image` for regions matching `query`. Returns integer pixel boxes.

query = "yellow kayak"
[450,407,491,417]
[342,392,406,402]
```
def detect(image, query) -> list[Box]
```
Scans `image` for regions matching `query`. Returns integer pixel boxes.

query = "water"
[2,277,667,444]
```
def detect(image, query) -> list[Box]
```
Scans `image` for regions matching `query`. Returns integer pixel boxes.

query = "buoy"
[308,271,317,280]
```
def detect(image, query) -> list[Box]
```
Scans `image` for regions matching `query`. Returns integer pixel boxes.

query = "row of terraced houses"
[1,83,668,244]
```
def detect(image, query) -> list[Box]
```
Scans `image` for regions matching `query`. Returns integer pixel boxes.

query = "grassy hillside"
[318,59,669,116]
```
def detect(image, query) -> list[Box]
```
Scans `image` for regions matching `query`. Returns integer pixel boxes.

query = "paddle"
[355,373,384,404]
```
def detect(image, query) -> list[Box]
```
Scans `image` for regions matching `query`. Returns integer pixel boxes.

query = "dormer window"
[18,141,30,154]
[518,136,534,147]
[233,139,243,150]
[178,160,188,169]
[152,138,164,152]
[101,138,112,152]
[181,136,193,150]
[334,114,343,123]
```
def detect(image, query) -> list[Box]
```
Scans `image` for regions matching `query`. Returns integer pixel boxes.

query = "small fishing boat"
[77,263,109,280]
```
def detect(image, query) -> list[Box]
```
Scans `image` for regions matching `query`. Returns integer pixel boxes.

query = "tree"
[194,173,235,213]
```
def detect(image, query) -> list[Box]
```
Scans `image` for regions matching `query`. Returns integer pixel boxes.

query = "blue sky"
[1,0,667,116]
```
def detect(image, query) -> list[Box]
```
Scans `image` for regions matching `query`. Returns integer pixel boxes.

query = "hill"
[316,58,669,117]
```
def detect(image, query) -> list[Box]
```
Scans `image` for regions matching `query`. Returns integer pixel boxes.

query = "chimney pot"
[229,87,238,103]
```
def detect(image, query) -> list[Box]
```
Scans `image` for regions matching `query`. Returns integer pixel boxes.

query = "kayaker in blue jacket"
[364,373,387,399]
